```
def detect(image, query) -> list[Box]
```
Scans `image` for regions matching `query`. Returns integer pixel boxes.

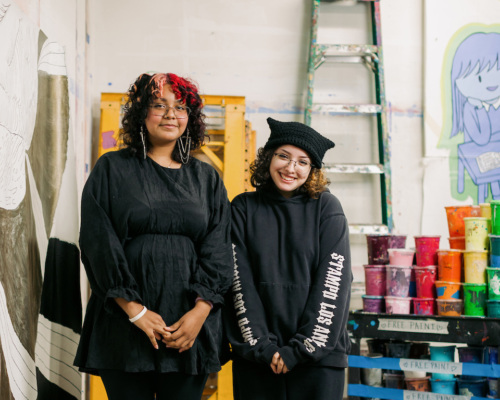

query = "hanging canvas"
[0,1,82,399]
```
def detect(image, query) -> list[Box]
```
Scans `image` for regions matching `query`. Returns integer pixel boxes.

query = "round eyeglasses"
[149,103,190,119]
[273,152,312,172]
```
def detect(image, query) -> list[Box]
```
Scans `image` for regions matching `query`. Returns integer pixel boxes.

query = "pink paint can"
[385,296,412,314]
[388,248,415,267]
[413,297,435,315]
[414,265,437,298]
[386,265,412,297]
[390,235,407,249]
[414,236,441,266]
[364,265,386,296]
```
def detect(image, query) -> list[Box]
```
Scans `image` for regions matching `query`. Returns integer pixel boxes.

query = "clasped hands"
[270,352,289,374]
[132,301,211,353]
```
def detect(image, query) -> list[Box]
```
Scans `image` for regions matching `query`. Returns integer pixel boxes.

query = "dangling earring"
[140,126,147,160]
[178,129,191,164]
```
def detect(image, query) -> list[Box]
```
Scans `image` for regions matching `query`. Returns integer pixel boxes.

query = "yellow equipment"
[97,93,255,200]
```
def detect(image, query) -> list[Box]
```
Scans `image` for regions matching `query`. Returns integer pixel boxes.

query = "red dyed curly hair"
[120,73,207,161]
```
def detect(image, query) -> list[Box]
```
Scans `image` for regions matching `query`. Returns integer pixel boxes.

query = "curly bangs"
[120,73,208,162]
[250,147,330,199]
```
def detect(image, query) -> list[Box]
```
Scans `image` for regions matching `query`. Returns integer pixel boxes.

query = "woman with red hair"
[74,73,233,400]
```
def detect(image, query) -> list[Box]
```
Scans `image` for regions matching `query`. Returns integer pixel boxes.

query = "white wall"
[86,0,426,283]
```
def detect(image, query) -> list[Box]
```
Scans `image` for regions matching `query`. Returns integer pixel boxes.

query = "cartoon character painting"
[441,27,500,203]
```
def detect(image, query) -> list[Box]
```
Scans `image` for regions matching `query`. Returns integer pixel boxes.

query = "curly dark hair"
[250,147,330,199]
[120,73,208,162]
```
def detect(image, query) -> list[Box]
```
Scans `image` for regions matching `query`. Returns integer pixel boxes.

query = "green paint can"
[463,283,487,316]
[486,267,500,300]
[487,300,500,318]
[490,200,500,235]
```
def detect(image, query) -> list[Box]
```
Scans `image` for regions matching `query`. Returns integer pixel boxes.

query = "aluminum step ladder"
[305,0,392,235]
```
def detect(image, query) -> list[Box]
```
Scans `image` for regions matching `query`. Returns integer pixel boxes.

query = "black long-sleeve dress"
[74,148,233,375]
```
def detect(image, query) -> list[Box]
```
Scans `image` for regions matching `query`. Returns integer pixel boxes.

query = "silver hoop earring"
[178,129,191,164]
[140,126,147,160]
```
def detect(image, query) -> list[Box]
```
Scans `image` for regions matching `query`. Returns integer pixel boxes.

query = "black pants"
[232,358,345,400]
[99,369,209,400]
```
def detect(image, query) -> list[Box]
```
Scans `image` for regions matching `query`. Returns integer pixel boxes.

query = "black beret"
[264,117,335,168]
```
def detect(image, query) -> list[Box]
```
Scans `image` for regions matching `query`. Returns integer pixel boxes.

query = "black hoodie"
[224,188,352,370]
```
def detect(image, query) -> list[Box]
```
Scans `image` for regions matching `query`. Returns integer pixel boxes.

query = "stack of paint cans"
[428,344,500,396]
[435,249,463,316]
[362,234,408,314]
[412,236,439,315]
[445,205,481,250]
[442,202,500,317]
[488,201,500,318]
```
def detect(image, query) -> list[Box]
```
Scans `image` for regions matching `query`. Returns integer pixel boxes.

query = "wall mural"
[424,0,500,210]
[439,26,500,204]
[0,1,82,399]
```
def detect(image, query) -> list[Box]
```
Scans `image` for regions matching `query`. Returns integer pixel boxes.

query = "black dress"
[74,148,233,375]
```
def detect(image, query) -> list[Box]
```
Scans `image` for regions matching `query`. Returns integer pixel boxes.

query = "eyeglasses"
[273,153,312,172]
[149,103,191,119]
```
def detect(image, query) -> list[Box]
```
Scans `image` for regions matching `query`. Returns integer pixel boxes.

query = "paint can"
[360,353,383,387]
[491,200,500,235]
[384,373,404,389]
[388,248,415,267]
[487,378,499,398]
[430,379,456,395]
[463,283,487,316]
[483,346,499,365]
[445,205,481,237]
[457,378,487,397]
[436,299,463,317]
[362,295,385,313]
[429,345,456,380]
[437,249,462,282]
[366,235,391,265]
[480,202,492,219]
[414,265,437,298]
[463,250,488,283]
[414,236,440,266]
[486,267,500,300]
[386,265,412,297]
[448,236,466,250]
[385,341,412,358]
[487,300,500,318]
[409,342,430,360]
[412,297,434,315]
[405,376,430,392]
[458,346,484,363]
[464,217,489,251]
[435,281,462,300]
[390,235,407,249]
[363,265,386,296]
[367,339,388,356]
[384,296,412,314]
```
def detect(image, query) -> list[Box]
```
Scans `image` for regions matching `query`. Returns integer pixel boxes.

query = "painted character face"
[269,144,312,198]
[145,84,188,150]
[456,62,500,103]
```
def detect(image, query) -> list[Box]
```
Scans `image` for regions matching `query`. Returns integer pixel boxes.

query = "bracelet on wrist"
[129,306,147,323]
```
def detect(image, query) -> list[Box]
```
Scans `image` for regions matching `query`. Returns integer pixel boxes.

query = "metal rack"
[347,311,500,399]
[305,0,392,235]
